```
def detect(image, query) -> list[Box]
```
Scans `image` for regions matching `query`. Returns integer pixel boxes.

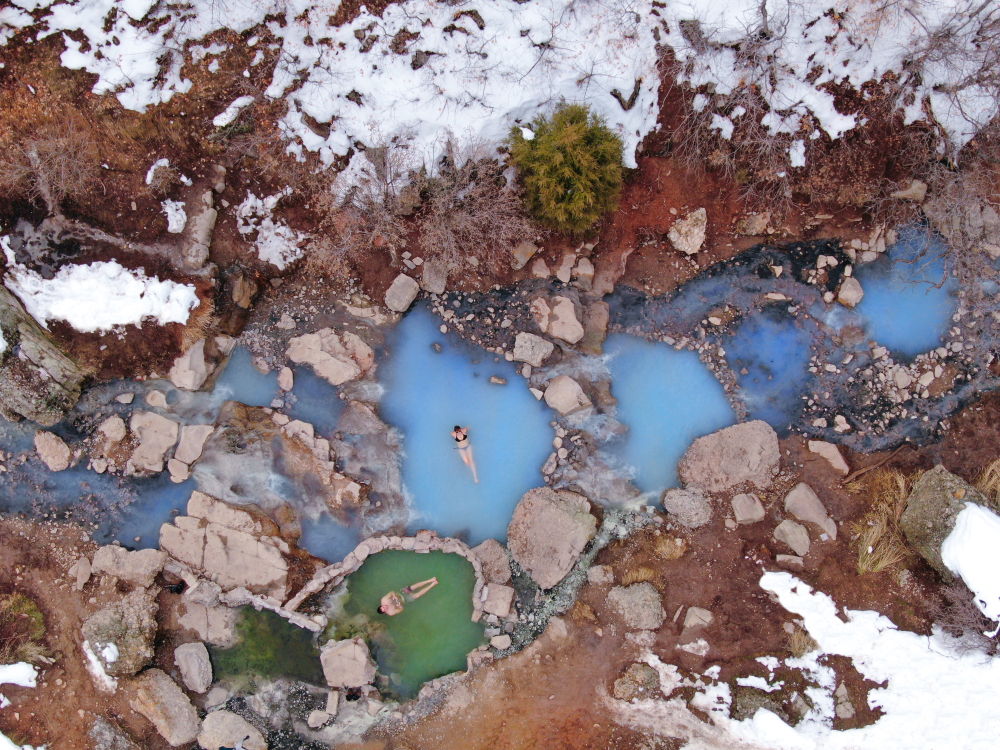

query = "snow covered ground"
[4,260,200,333]
[0,663,39,750]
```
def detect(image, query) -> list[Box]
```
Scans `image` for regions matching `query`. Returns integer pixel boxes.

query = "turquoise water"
[286,365,344,435]
[604,334,736,493]
[299,513,362,563]
[211,346,280,406]
[853,226,957,358]
[379,306,553,545]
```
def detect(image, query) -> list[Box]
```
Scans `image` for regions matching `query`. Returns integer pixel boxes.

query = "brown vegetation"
[848,468,914,575]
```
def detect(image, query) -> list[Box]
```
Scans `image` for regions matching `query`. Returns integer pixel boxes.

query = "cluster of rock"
[286,327,375,386]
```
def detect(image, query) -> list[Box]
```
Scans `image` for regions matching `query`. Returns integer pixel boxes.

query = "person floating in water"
[451,425,479,483]
[378,577,439,616]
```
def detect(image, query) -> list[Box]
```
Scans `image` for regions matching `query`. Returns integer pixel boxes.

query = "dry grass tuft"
[850,468,915,575]
[621,566,656,586]
[0,592,48,665]
[976,457,1000,510]
[570,600,598,623]
[653,534,688,561]
[787,627,819,658]
[180,300,217,352]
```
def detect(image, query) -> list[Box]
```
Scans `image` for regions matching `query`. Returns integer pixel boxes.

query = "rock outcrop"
[287,328,374,386]
[900,465,990,578]
[197,710,267,750]
[678,421,780,493]
[128,669,200,747]
[507,487,597,589]
[660,488,712,528]
[82,588,159,678]
[543,296,585,344]
[34,430,71,471]
[91,546,167,588]
[607,582,665,630]
[543,375,592,416]
[320,638,377,688]
[174,641,213,693]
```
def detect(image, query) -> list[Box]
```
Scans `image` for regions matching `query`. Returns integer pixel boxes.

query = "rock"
[196,710,266,750]
[511,241,538,270]
[837,277,864,308]
[546,296,585,343]
[277,366,293,392]
[774,519,811,556]
[660,488,712,528]
[276,313,296,330]
[507,487,597,589]
[580,301,609,355]
[512,332,554,368]
[174,424,215,465]
[307,710,331,729]
[420,258,448,294]
[683,607,713,630]
[183,192,217,269]
[668,207,707,255]
[115,393,135,404]
[891,179,928,203]
[530,297,551,333]
[776,554,804,569]
[34,430,71,471]
[98,415,128,445]
[231,273,257,309]
[83,588,159,677]
[731,493,765,525]
[174,642,212,693]
[168,458,189,482]
[127,412,179,474]
[69,556,92,591]
[320,638,377,688]
[678,421,780,493]
[326,690,340,714]
[287,328,374,386]
[168,339,209,391]
[784,483,837,539]
[573,257,595,290]
[129,669,200,746]
[555,253,576,283]
[471,539,511,585]
[543,375,592,416]
[145,390,168,408]
[587,564,614,586]
[900,465,990,578]
[731,686,790,724]
[89,716,141,750]
[607,582,665,630]
[807,440,849,475]
[175,602,237,647]
[91,545,167,588]
[384,273,420,312]
[482,583,515,618]
[613,662,660,700]
[490,634,512,650]
[835,682,856,720]
[530,258,550,278]
[736,211,770,236]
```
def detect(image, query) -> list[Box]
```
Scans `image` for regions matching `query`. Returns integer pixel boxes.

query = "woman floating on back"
[377,577,439,616]
[451,425,479,483]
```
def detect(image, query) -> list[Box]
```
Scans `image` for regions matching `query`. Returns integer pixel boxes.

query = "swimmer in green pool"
[451,425,479,483]
[378,577,439,616]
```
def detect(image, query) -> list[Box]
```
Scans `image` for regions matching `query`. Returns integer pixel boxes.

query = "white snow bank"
[161,200,187,233]
[81,639,116,692]
[0,662,37,689]
[212,95,255,128]
[0,730,41,750]
[738,572,1000,749]
[236,190,305,271]
[942,502,1000,629]
[5,261,199,333]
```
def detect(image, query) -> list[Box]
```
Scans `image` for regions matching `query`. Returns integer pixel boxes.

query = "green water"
[209,607,324,685]
[340,550,486,698]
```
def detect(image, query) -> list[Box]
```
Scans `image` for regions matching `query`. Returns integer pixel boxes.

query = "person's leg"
[403,578,435,593]
[410,578,439,600]
[467,447,479,483]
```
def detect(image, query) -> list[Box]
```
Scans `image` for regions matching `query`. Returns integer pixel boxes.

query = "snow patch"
[212,95,255,128]
[161,200,187,233]
[941,502,1000,631]
[0,662,37,689]
[82,639,117,692]
[789,140,807,169]
[236,190,305,271]
[5,261,199,333]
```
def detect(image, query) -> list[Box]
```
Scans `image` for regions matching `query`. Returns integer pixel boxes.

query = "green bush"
[507,103,624,234]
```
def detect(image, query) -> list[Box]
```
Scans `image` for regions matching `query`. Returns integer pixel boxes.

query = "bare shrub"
[929,581,1000,657]
[146,161,180,196]
[417,137,536,273]
[976,457,1000,510]
[849,468,914,575]
[787,626,819,658]
[0,120,98,215]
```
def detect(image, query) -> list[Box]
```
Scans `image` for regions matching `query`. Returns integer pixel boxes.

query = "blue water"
[95,477,197,548]
[853,226,957,358]
[286,366,344,436]
[379,306,553,545]
[211,347,280,406]
[604,335,736,493]
[298,513,362,563]
[725,310,815,432]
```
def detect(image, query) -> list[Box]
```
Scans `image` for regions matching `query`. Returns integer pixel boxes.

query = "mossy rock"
[731,685,790,724]
[613,662,659,700]
[899,465,989,578]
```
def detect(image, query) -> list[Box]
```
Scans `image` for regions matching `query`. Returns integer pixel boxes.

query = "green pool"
[340,549,486,698]
[209,606,324,685]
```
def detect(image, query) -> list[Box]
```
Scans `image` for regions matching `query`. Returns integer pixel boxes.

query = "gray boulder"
[384,273,420,312]
[91,545,166,588]
[678,421,780,492]
[320,638,377,688]
[174,641,213,693]
[197,710,267,750]
[126,412,179,474]
[837,277,864,308]
[607,583,665,630]
[900,465,989,578]
[613,662,660,700]
[128,669,200,747]
[731,493,765,524]
[543,375,592,416]
[784,483,837,539]
[34,430,71,471]
[661,488,712,528]
[82,588,159,677]
[286,328,374,386]
[471,539,511,585]
[668,207,707,255]
[89,717,141,750]
[512,332,554,368]
[774,520,811,557]
[168,338,209,391]
[507,487,597,589]
[420,258,448,294]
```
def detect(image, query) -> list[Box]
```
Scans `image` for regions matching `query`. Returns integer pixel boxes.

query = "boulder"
[69,556,92,591]
[128,669,200,747]
[774,520,810,557]
[471,539,511,585]
[168,338,208,391]
[89,717,141,750]
[307,710,331,729]
[34,430,71,471]
[555,253,576,283]
[837,277,864,308]
[490,634,512,650]
[91,545,166,588]
[127,412,179,474]
[482,583,515,618]
[512,332,554,368]
[174,424,215,465]
[530,297,551,333]
[97,415,127,445]
[547,296,584,344]
[82,588,159,677]
[197,710,266,750]
[511,241,538,270]
[900,465,990,578]
[420,258,448,294]
[736,212,771,236]
[660,488,712,528]
[175,601,237,647]
[543,375,592,416]
[287,328,374,386]
[807,440,849,475]
[607,582,665,630]
[683,607,713,630]
[784,483,837,539]
[320,638,377,688]
[668,207,707,255]
[174,641,213,693]
[277,366,293,392]
[573,257,595,289]
[507,487,597,589]
[678,421,780,493]
[580,301,609,355]
[613,662,660,700]
[731,493,765,525]
[384,273,420,312]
